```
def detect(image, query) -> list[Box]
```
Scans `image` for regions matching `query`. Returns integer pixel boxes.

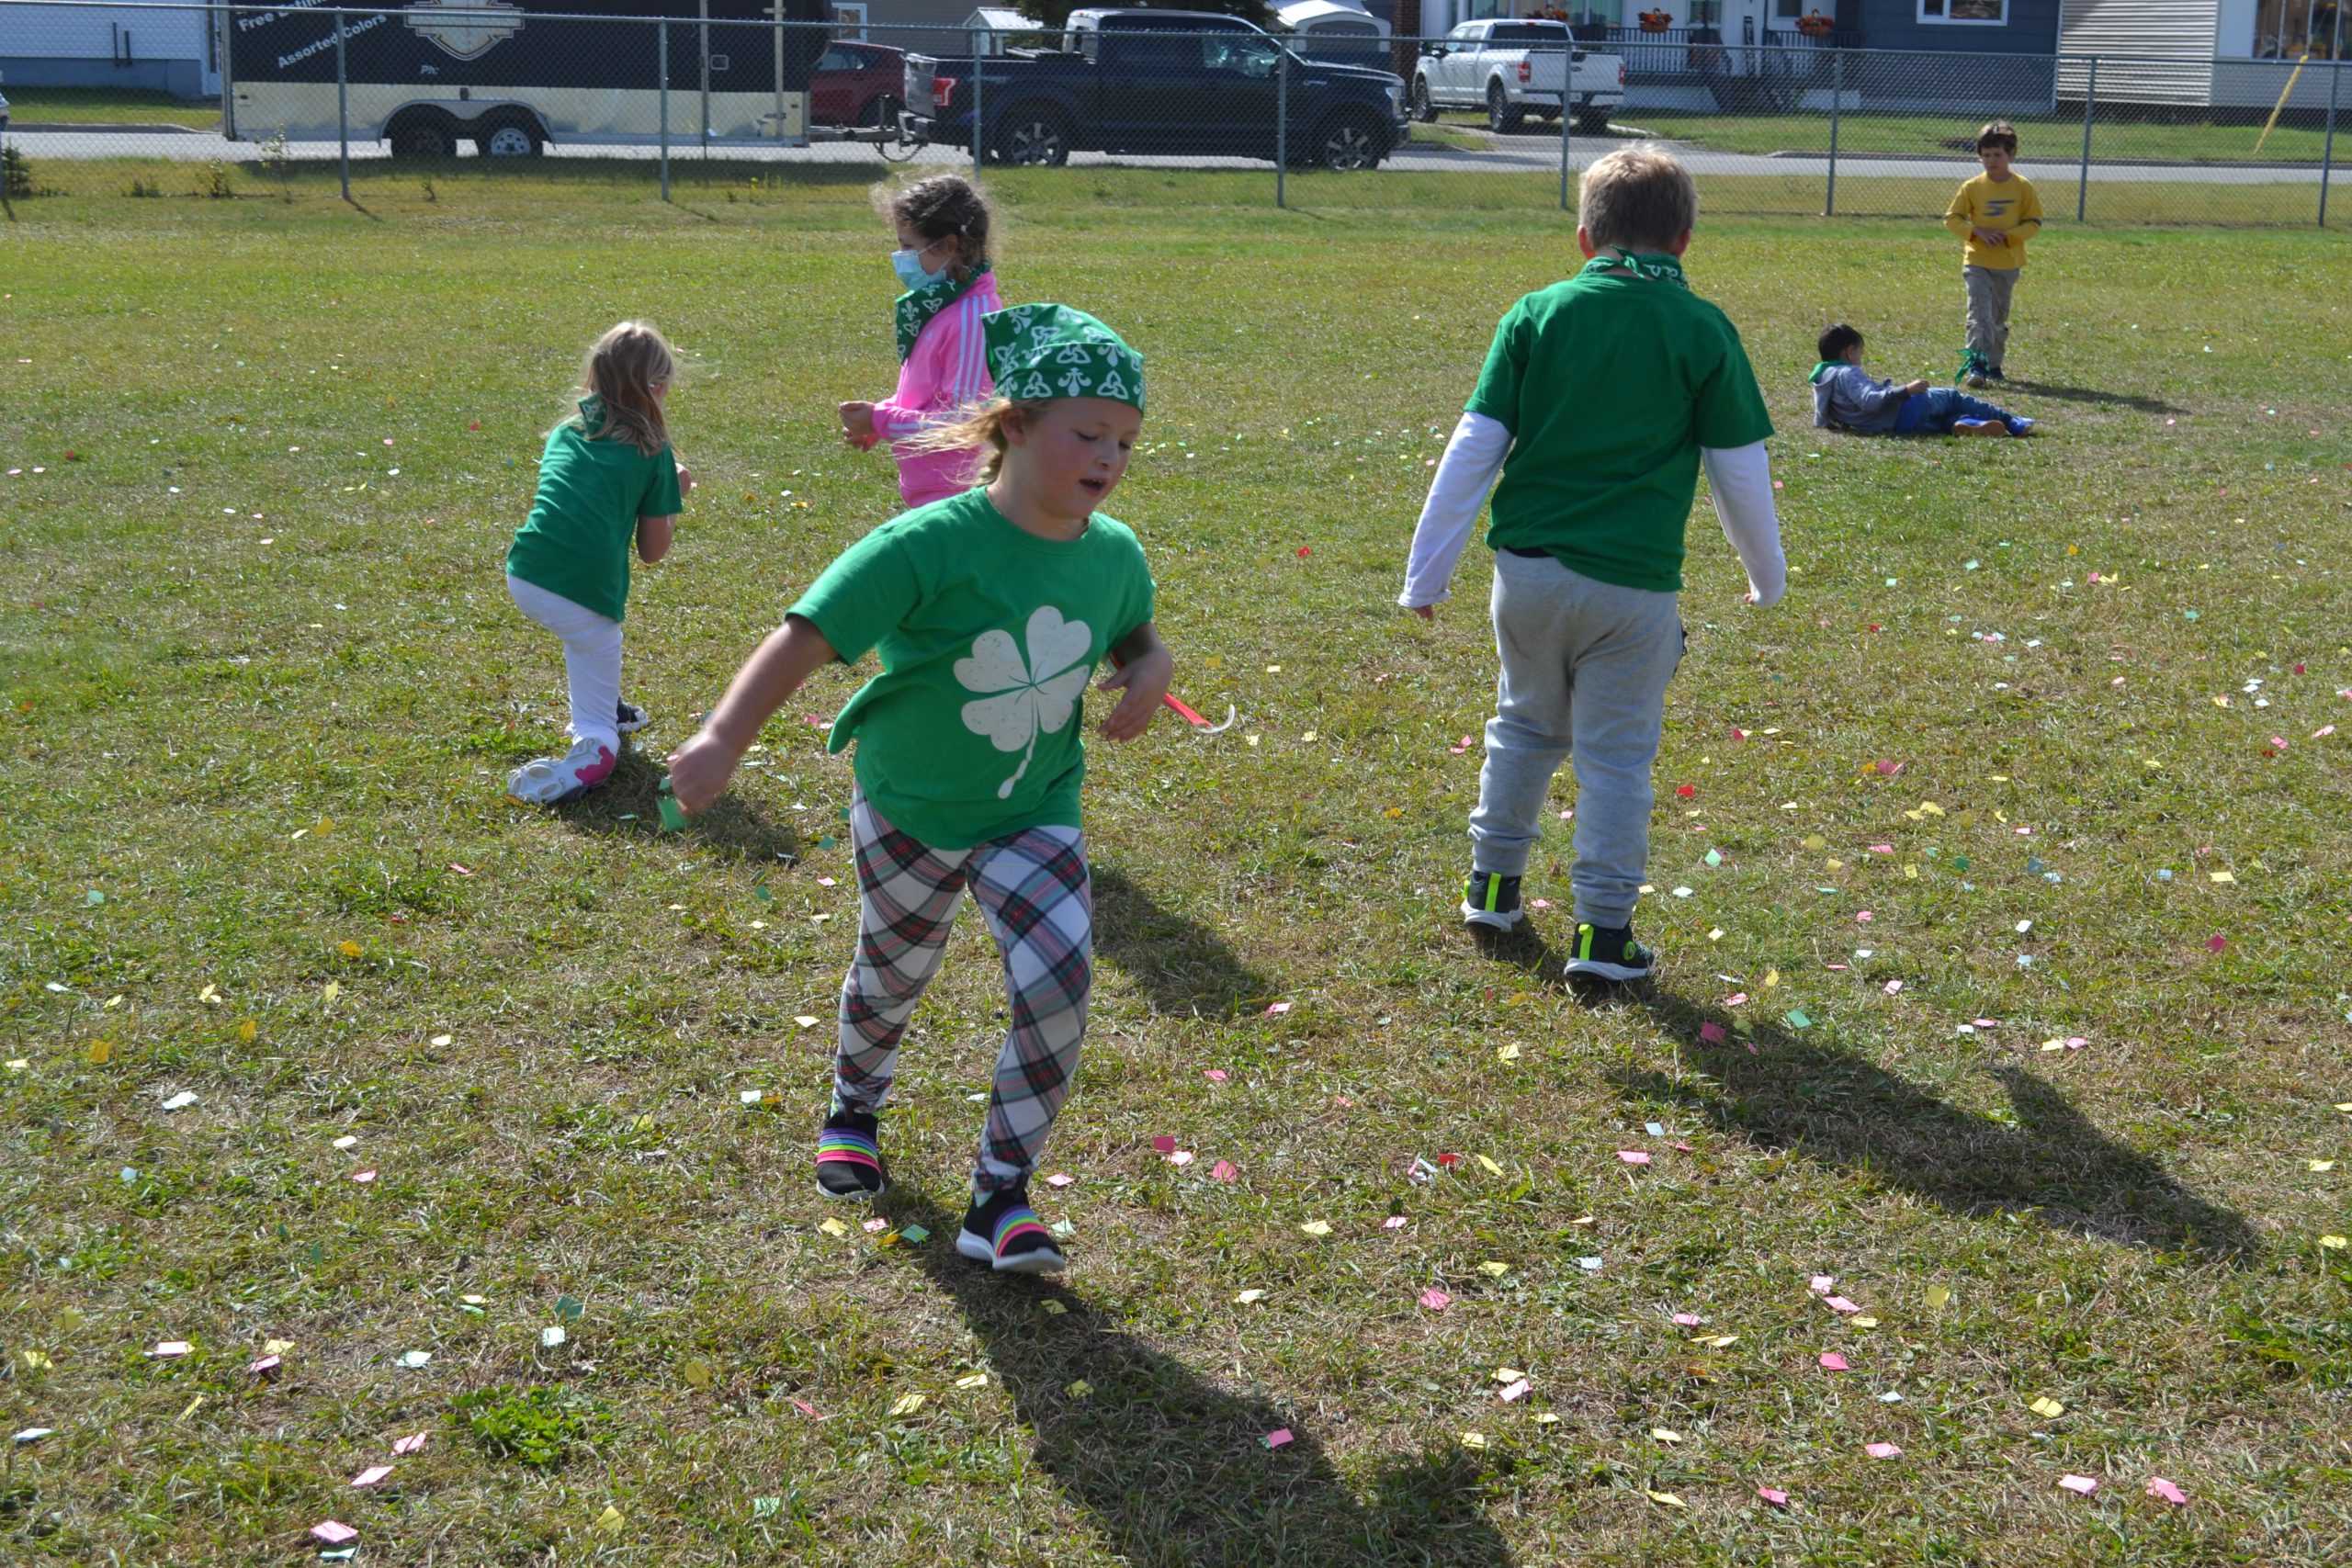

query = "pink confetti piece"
[1826,963,1849,972]
[447,863,474,876]
[351,1169,378,1184]
[1264,1001,1292,1018]
[1973,1018,1999,1029]
[791,1400,823,1420]
[2064,1036,2087,1050]
[150,1341,191,1359]
[2014,826,2033,836]
[1673,1142,1694,1152]
[816,876,838,887]
[1437,1152,1464,1168]
[2059,1474,2099,1495]
[1865,1442,1902,1460]
[1825,1296,1862,1314]
[1723,992,1749,1007]
[1150,1135,1177,1154]
[1168,1150,1194,1167]
[1210,1160,1238,1182]
[1617,1150,1652,1166]
[391,1432,429,1454]
[1700,1022,1726,1043]
[1497,1379,1531,1403]
[246,1354,281,1375]
[1419,1289,1452,1312]
[1757,1485,1791,1507]
[1529,897,1552,909]
[1874,759,1904,776]
[1383,1215,1408,1230]
[350,1466,392,1488]
[1809,1275,1835,1294]
[1046,1172,1075,1188]
[1868,843,1895,855]
[1204,1068,1228,1082]
[1883,980,1904,995]
[2145,1476,2187,1506]
[1671,1312,1703,1326]
[2315,726,2337,739]
[1856,910,1875,923]
[1818,1352,1849,1371]
[1264,1427,1294,1448]
[2206,933,2228,953]
[311,1521,359,1546]
[862,1218,888,1233]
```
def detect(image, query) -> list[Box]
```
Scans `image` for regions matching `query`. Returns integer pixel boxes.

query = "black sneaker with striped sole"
[1563,921,1655,982]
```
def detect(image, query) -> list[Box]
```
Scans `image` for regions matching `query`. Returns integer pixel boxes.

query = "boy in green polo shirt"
[1398,147,1788,981]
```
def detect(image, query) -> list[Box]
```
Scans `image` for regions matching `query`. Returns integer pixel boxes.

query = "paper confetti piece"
[1785,1010,1813,1030]
[1497,1379,1531,1403]
[350,1169,377,1185]
[1646,1490,1687,1509]
[954,1372,989,1390]
[161,1091,198,1112]
[1671,1312,1703,1326]
[1651,1427,1681,1444]
[1263,1427,1294,1449]
[2145,1476,2187,1506]
[1926,1285,1951,1308]
[1263,1001,1292,1018]
[595,1506,624,1535]
[2030,1396,2066,1417]
[311,1521,359,1546]
[1235,1289,1268,1304]
[1809,1275,1835,1294]
[13,1428,55,1445]
[862,1217,888,1234]
[1383,1215,1408,1230]
[1150,1134,1177,1154]
[1851,1316,1879,1328]
[1696,1334,1739,1348]
[1824,1296,1862,1314]
[1819,1352,1849,1371]
[1419,1289,1452,1311]
[2059,1474,2099,1495]
[1204,1068,1228,1082]
[246,1354,280,1375]
[1299,1221,1332,1237]
[1757,1485,1790,1507]
[1617,1150,1652,1166]
[350,1466,392,1488]
[150,1341,191,1359]
[1065,1380,1093,1398]
[1865,1442,1902,1460]
[1168,1150,1194,1167]
[2319,1235,2346,1249]
[888,1393,926,1417]
[819,1218,849,1237]
[1459,1432,1489,1450]
[1700,1022,1726,1043]
[1478,1261,1510,1277]
[1496,1043,1521,1064]
[392,1432,429,1454]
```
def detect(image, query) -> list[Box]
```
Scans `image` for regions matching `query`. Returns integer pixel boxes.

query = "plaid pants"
[836,790,1093,1195]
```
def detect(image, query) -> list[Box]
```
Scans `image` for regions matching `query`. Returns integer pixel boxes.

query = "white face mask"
[892,247,947,289]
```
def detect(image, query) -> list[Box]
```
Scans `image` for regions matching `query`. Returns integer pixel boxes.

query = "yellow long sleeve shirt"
[1944,172,2042,269]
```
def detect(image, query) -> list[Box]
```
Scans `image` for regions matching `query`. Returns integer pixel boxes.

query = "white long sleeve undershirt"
[1397,413,1787,610]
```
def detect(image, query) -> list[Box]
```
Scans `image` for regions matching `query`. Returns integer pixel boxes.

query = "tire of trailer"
[988,105,1073,167]
[1486,81,1524,135]
[478,114,548,157]
[1314,107,1386,172]
[385,110,458,160]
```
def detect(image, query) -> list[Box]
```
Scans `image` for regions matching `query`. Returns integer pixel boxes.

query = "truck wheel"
[386,111,456,160]
[1487,82,1525,135]
[1410,77,1437,123]
[989,107,1072,167]
[1315,108,1386,172]
[1576,110,1612,136]
[478,114,546,157]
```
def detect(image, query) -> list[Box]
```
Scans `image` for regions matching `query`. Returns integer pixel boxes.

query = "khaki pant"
[1964,265,2019,370]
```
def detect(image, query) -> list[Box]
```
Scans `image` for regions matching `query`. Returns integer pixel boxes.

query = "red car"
[811,39,909,128]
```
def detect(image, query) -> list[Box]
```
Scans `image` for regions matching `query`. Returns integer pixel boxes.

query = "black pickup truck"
[903,8,1408,171]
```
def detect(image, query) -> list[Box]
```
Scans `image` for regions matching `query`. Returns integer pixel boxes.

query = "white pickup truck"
[1410,19,1623,135]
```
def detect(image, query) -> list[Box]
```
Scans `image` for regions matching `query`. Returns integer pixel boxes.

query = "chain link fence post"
[659,20,670,203]
[334,7,348,201]
[2075,56,2095,223]
[1276,46,1287,210]
[2322,58,2340,229]
[1825,47,1841,218]
[1557,51,1571,214]
[970,26,983,184]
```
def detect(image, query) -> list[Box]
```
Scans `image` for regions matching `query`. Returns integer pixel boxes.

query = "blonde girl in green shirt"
[504,321,692,807]
[668,305,1171,1274]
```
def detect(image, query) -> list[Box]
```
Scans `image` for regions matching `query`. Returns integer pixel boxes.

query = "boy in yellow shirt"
[1943,121,2041,388]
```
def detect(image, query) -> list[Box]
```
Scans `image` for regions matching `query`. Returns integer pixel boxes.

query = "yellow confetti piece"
[818,1219,849,1237]
[1459,1432,1489,1450]
[1826,859,1844,872]
[1926,1285,1951,1309]
[1492,1368,1524,1382]
[322,982,340,1004]
[1645,1490,1687,1509]
[1696,1334,1739,1348]
[263,1338,295,1356]
[1065,1379,1092,1398]
[2321,1235,2348,1249]
[595,1506,624,1535]
[18,1349,52,1371]
[1476,1155,1503,1175]
[1763,969,1780,989]
[85,1040,113,1065]
[1299,1221,1331,1237]
[1041,1300,1067,1316]
[1496,1043,1521,1063]
[1651,1427,1681,1443]
[337,941,364,959]
[430,1033,453,1047]
[2210,870,2234,884]
[2030,1396,2066,1417]
[954,1372,989,1390]
[1479,1261,1510,1277]
[1531,1412,1560,1426]
[177,1394,206,1422]
[1920,802,1945,817]
[1803,835,1827,851]
[4,1059,26,1075]
[1850,1316,1879,1328]
[683,1359,714,1391]
[1569,1214,1595,1225]
[2310,1160,2336,1172]
[1234,1289,1268,1304]
[888,1393,926,1416]
[1903,864,1918,880]
[198,985,220,1005]
[1708,928,1724,942]
[105,995,124,1010]
[236,1020,256,1042]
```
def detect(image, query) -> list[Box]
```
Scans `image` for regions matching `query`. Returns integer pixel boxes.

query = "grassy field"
[3,165,2351,1566]
[2,86,222,129]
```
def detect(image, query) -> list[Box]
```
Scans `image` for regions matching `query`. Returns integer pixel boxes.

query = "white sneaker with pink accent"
[504,736,616,807]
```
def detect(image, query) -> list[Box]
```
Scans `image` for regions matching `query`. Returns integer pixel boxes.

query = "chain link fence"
[0,3,2340,227]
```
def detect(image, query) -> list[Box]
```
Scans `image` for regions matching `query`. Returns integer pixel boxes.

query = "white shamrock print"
[956,606,1096,799]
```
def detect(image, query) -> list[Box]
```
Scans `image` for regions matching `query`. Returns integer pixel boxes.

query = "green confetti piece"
[84,889,106,907]
[555,1294,582,1323]
[1785,1010,1813,1030]
[815,835,839,851]
[1951,856,1970,871]
[753,886,772,901]
[2182,610,2199,621]
[1702,849,1722,867]
[898,1224,930,1244]
[655,784,688,833]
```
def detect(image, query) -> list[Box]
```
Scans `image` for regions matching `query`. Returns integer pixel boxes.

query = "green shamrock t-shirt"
[788,489,1156,851]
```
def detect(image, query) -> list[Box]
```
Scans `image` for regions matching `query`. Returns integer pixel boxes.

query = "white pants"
[507,575,622,751]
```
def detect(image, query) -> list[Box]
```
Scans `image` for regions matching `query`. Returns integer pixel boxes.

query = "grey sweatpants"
[1469,549,1683,928]
[1962,265,2019,369]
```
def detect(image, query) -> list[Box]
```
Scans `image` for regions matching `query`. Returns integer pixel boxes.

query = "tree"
[1019,0,1280,31]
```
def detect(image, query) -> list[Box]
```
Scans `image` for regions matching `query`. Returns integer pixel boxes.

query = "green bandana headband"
[1579,250,1690,289]
[894,263,991,365]
[982,303,1146,412]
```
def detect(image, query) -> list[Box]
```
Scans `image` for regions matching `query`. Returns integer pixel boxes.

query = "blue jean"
[1895,388,2014,434]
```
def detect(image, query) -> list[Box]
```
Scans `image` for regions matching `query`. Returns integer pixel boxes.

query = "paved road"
[6,125,2334,184]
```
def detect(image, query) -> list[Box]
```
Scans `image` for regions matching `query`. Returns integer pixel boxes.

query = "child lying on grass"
[1809,322,2034,438]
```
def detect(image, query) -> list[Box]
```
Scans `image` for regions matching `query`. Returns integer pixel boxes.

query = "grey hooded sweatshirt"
[1809,362,1914,433]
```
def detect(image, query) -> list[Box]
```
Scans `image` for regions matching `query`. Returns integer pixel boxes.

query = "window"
[1918,0,2007,23]
[2255,0,2344,58]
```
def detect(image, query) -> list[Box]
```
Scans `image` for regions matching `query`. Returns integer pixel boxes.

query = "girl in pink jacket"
[838,175,1004,508]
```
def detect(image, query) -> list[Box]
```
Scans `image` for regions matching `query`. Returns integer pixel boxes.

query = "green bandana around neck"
[982,303,1146,412]
[893,263,991,364]
[1579,250,1690,289]
[1808,361,1847,383]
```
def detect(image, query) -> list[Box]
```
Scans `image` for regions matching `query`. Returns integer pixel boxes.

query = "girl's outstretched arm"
[637,513,675,565]
[1098,623,1172,742]
[668,615,839,814]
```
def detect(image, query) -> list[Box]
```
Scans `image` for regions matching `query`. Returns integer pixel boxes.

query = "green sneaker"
[1462,871,1525,932]
[1563,921,1655,982]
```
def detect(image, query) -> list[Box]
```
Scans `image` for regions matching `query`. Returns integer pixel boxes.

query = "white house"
[0,3,221,98]
[2060,0,2344,107]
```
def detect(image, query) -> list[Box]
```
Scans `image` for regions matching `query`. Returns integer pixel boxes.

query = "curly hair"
[876,173,994,277]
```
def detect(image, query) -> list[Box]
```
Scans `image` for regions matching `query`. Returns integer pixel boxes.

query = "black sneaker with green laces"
[1461,871,1525,932]
[1564,921,1655,981]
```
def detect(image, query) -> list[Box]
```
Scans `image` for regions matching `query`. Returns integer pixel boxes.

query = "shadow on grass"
[556,744,803,863]
[885,1193,1515,1568]
[2005,379,2187,415]
[1091,859,1278,1019]
[1478,932,2257,1261]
